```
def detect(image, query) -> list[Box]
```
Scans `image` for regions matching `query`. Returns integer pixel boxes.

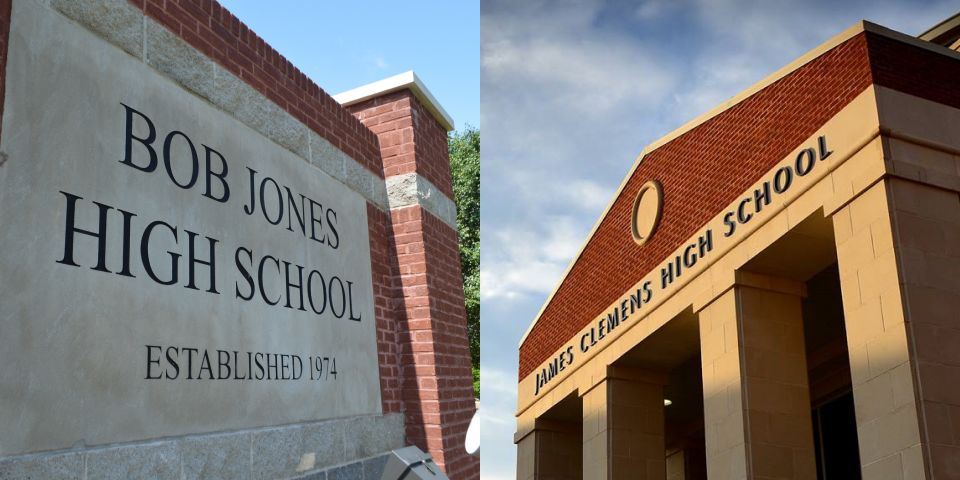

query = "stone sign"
[0,0,380,456]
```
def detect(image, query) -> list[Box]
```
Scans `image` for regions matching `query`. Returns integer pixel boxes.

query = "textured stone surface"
[385,172,457,229]
[144,19,214,99]
[209,64,255,124]
[251,426,304,480]
[181,432,251,480]
[385,173,418,207]
[207,65,310,162]
[292,471,327,480]
[0,415,404,480]
[50,0,142,59]
[0,451,82,480]
[362,454,389,480]
[344,156,375,202]
[370,180,389,212]
[384,414,406,446]
[344,414,405,460]
[310,132,347,184]
[326,462,362,480]
[85,442,180,480]
[261,107,311,162]
[302,420,347,471]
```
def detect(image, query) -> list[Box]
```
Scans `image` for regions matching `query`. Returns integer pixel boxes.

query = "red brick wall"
[519,31,960,380]
[410,94,456,199]
[368,203,403,414]
[347,90,455,198]
[391,205,477,479]
[129,0,383,176]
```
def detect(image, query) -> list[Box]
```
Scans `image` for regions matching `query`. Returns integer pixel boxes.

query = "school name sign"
[533,136,833,396]
[57,103,364,382]
[0,6,380,456]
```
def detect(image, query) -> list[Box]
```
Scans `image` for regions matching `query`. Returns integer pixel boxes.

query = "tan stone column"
[831,176,960,479]
[516,419,582,480]
[697,273,817,480]
[581,366,668,480]
[888,178,960,479]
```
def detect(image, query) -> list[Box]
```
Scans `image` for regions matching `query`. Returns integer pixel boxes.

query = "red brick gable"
[520,31,960,381]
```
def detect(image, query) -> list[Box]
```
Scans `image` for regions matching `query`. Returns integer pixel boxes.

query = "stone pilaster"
[831,175,960,479]
[886,177,960,479]
[516,419,583,480]
[581,367,668,480]
[696,273,817,480]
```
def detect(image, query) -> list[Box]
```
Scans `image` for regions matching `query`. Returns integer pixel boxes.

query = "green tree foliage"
[449,127,480,398]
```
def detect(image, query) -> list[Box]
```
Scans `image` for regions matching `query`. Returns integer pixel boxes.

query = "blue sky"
[480,1,957,479]
[220,1,479,131]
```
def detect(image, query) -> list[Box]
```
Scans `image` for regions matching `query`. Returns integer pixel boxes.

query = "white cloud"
[483,37,676,115]
[477,366,517,427]
[478,366,519,480]
[481,260,563,301]
[634,0,675,20]
[567,180,614,211]
[481,0,682,170]
[507,173,613,213]
[481,215,589,301]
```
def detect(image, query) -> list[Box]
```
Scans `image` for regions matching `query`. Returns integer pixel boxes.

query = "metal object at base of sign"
[380,446,449,480]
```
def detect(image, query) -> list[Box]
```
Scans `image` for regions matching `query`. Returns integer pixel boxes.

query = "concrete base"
[0,413,404,480]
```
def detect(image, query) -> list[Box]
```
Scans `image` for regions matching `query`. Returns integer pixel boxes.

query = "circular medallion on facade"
[631,179,663,246]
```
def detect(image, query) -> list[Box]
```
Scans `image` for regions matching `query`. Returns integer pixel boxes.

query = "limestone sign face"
[0,1,379,456]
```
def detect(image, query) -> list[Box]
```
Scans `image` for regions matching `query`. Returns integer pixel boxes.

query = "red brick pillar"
[341,73,479,479]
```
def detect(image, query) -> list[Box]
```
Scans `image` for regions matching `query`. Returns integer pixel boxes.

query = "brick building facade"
[516,15,960,480]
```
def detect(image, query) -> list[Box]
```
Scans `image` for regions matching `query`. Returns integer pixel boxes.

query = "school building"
[516,13,960,480]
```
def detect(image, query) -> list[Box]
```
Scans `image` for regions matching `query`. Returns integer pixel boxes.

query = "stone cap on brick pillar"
[334,70,459,229]
[333,70,455,132]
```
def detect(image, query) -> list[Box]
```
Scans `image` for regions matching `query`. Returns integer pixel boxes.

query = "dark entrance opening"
[812,391,860,479]
[803,264,861,480]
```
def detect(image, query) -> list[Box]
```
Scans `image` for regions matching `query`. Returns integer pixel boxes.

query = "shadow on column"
[527,392,583,480]
[616,309,707,480]
[743,210,861,479]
